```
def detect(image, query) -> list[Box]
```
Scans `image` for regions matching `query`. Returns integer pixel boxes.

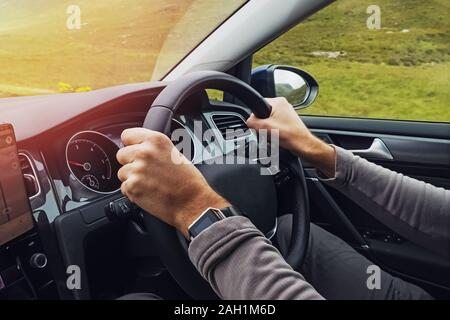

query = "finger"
[116,144,143,165]
[120,179,131,198]
[120,175,143,199]
[121,128,153,146]
[170,145,191,165]
[120,181,127,196]
[264,97,279,111]
[246,113,258,127]
[265,96,287,105]
[117,163,134,182]
[264,97,287,114]
[246,113,267,130]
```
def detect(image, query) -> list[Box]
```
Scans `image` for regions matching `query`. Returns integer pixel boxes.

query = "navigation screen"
[0,124,33,246]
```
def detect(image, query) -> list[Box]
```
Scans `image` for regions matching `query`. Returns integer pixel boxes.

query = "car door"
[251,0,450,298]
[302,116,450,299]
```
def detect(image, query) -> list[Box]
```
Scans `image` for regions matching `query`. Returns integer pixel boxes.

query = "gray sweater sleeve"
[187,145,448,299]
[188,216,324,300]
[321,146,450,258]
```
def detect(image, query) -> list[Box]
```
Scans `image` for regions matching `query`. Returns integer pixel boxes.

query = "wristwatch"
[188,206,242,240]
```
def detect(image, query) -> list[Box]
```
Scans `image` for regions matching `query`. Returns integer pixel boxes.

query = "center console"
[0,124,58,300]
[0,229,57,299]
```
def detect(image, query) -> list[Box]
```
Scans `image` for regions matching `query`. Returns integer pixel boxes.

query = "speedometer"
[66,131,121,194]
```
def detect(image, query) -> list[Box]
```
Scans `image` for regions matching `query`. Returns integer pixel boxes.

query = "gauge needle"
[68,160,85,168]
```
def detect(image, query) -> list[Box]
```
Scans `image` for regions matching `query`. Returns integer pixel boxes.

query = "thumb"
[246,113,265,130]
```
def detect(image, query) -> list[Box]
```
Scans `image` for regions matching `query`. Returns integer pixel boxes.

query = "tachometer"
[66,131,121,194]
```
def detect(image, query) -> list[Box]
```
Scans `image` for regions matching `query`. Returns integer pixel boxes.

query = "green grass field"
[254,0,450,122]
[0,0,242,96]
[0,0,448,122]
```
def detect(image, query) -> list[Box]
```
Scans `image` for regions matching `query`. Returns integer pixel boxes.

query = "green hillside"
[0,0,242,97]
[0,0,448,122]
[254,0,450,122]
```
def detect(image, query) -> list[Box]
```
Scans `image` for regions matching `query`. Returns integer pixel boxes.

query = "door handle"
[350,138,393,160]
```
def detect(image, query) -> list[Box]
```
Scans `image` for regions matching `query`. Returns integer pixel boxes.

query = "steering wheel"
[142,71,310,299]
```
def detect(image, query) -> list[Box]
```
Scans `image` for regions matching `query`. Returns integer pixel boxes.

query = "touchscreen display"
[0,124,33,246]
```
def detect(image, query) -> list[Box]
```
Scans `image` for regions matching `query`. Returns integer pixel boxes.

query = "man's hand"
[247,97,336,177]
[116,128,229,238]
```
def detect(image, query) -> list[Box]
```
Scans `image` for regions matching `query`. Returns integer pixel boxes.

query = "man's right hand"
[246,97,336,178]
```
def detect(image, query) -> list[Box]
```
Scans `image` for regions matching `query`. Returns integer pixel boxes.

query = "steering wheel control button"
[105,197,140,221]
[30,253,47,269]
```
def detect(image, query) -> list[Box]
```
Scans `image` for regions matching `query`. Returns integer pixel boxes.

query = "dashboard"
[0,82,256,299]
[40,106,253,215]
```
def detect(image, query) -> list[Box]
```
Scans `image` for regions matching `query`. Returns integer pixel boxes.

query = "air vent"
[211,114,250,140]
[18,153,40,199]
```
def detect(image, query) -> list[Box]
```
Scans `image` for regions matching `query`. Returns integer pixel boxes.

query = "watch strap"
[220,205,244,217]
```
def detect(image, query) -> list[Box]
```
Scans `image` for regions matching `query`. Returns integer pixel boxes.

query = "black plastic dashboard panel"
[54,197,119,300]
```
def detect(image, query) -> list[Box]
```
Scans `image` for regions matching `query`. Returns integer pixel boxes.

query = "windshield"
[0,0,246,98]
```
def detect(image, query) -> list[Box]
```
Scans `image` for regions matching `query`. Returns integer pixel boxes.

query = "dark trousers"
[276,215,433,300]
[120,216,433,300]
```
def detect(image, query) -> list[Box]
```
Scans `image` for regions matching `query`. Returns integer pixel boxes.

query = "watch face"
[195,213,219,231]
[189,208,225,239]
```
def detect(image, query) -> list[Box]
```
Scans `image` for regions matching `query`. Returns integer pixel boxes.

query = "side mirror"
[251,65,319,109]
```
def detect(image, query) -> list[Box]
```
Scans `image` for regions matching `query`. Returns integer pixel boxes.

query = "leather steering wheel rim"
[142,70,310,299]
